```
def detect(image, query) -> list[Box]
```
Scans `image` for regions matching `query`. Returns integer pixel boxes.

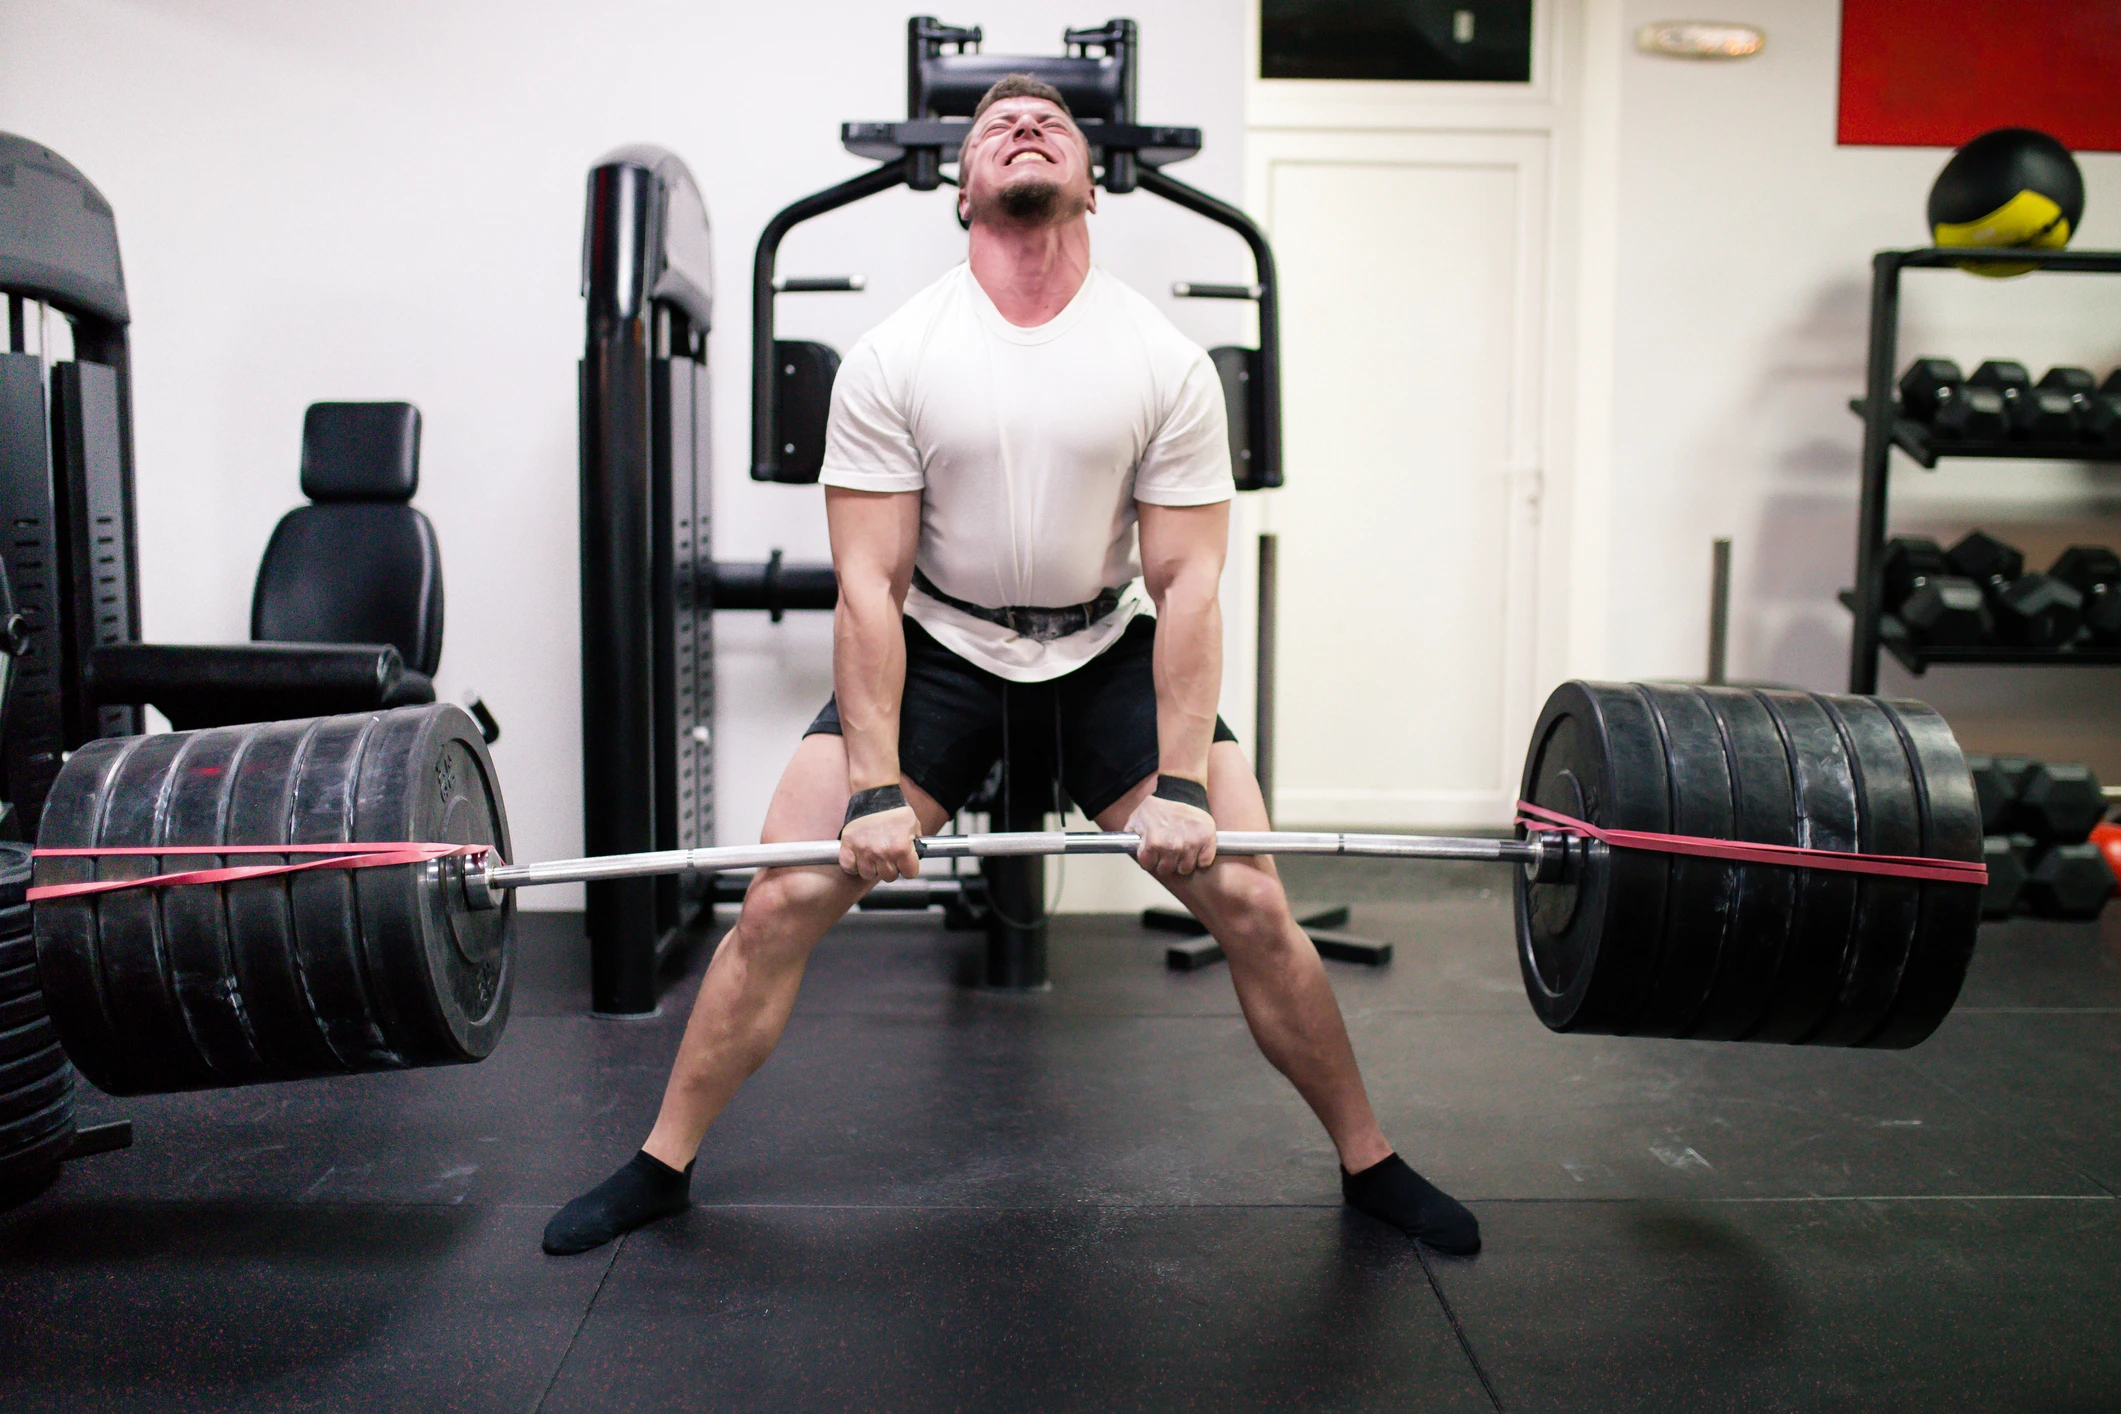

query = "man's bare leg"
[1099,741,1479,1253]
[544,732,947,1254]
[642,734,946,1168]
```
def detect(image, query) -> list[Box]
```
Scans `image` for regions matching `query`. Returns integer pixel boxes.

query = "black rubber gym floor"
[3,866,2119,1412]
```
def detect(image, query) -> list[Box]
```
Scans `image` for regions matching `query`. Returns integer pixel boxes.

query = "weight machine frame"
[747,15,1298,991]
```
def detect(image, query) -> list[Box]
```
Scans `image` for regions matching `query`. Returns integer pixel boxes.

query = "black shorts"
[805,613,1237,820]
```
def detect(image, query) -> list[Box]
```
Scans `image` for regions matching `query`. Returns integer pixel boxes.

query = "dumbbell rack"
[1844,246,2121,693]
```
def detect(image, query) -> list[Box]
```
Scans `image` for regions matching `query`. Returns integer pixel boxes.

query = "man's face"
[957,96,1097,228]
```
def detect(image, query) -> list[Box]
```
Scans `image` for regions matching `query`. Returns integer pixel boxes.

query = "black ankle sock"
[1341,1153,1481,1255]
[543,1150,695,1256]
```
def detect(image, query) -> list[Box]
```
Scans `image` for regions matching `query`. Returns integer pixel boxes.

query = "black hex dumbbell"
[2038,368,2121,449]
[1980,834,2028,919]
[1966,753,2035,833]
[1881,536,1989,645]
[2022,841,2115,921]
[2091,369,2121,450]
[1899,358,2008,441]
[2048,546,2121,645]
[1971,360,2078,442]
[2012,760,2108,845]
[1947,530,2084,647]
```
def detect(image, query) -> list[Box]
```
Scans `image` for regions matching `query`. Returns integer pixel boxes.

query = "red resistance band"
[1515,801,1987,887]
[26,842,492,903]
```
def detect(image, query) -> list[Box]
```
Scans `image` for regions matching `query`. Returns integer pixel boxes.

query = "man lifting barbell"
[17,87,1989,1263]
[541,74,1483,1257]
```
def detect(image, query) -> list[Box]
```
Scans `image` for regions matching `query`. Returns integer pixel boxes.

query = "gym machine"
[577,147,852,1015]
[2,131,454,831]
[746,15,1294,991]
[0,134,146,835]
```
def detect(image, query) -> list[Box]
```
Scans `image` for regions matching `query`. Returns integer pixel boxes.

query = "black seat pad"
[252,503,444,676]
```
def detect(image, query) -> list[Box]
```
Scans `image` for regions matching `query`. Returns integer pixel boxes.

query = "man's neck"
[967,217,1092,327]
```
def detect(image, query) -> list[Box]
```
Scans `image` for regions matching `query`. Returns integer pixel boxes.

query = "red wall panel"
[1840,0,2121,151]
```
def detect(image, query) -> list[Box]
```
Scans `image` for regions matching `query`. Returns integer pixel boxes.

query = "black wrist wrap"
[842,783,909,834]
[1152,775,1211,813]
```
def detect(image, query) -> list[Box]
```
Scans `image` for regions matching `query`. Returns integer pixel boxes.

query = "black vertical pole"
[1254,532,1277,821]
[1848,253,1902,695]
[982,695,1051,989]
[650,311,682,942]
[1706,537,1731,686]
[581,163,661,1015]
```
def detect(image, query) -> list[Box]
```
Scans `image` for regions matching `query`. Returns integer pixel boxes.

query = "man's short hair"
[958,74,1078,170]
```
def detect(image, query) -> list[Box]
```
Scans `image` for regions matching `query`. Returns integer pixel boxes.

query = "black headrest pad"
[302,402,421,502]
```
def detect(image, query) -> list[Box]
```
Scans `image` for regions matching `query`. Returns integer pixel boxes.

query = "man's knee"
[1190,862,1296,948]
[739,866,854,939]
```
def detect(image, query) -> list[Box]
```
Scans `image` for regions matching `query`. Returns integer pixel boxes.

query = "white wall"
[1599,0,2121,769]
[0,0,1250,909]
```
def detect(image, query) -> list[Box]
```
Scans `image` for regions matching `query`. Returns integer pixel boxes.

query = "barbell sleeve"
[469,829,1557,905]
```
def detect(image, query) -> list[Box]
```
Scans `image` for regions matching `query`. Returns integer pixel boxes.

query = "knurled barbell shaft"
[471,829,1559,903]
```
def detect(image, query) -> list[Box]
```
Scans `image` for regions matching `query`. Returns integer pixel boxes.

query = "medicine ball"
[1928,128,2084,278]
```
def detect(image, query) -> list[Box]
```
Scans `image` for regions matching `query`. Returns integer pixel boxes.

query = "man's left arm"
[1128,498,1230,876]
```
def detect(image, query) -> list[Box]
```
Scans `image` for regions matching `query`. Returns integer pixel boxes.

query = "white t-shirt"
[817,263,1234,682]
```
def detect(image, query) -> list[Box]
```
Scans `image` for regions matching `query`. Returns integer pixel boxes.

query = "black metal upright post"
[579,150,718,1015]
[1255,532,1277,819]
[982,700,1053,989]
[1848,251,1903,696]
[580,162,661,1015]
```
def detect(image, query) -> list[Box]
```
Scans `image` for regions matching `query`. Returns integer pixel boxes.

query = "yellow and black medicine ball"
[1928,127,2084,277]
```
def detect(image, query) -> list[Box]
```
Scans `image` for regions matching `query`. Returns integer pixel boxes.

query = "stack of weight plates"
[0,843,75,1204]
[34,703,513,1097]
[1516,681,1984,1049]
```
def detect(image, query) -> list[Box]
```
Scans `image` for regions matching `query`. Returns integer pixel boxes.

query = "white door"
[1250,129,1552,828]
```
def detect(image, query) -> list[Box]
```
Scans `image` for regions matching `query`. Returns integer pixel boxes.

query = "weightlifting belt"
[911,567,1124,643]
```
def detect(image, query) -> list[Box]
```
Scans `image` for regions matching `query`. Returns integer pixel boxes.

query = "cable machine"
[749,16,1284,993]
[579,16,1289,1010]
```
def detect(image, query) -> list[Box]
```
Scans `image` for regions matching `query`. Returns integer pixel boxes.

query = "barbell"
[28,680,1985,1098]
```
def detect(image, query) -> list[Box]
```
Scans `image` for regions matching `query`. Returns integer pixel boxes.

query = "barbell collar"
[468,829,1557,907]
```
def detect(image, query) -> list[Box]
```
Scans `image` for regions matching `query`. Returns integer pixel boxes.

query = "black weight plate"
[224,717,347,1080]
[0,1014,55,1066]
[32,735,141,1095]
[286,715,402,1071]
[0,1038,64,1089]
[1689,689,1802,1040]
[0,1094,71,1152]
[0,1063,71,1126]
[1806,695,1925,1046]
[89,730,222,1092]
[1515,682,1672,1035]
[0,981,47,1032]
[0,1116,75,1188]
[1863,699,1984,1047]
[0,960,42,1001]
[155,724,273,1085]
[1628,685,1738,1038]
[353,704,514,1065]
[1748,691,1865,1044]
[0,932,33,975]
[0,900,32,940]
[0,846,31,912]
[0,932,33,979]
[0,1041,66,1098]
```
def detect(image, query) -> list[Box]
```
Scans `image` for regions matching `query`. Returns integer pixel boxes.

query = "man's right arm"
[826,484,923,881]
